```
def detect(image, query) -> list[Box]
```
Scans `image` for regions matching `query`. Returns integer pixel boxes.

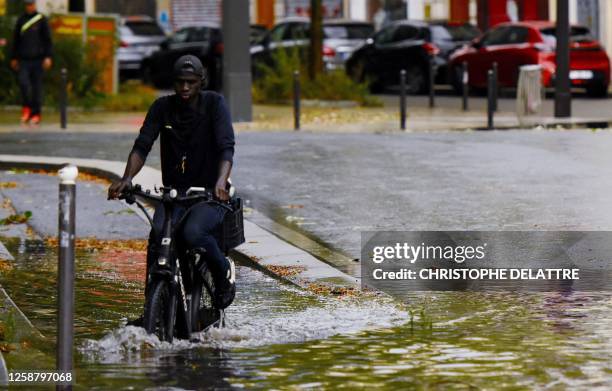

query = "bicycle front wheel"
[144,279,176,342]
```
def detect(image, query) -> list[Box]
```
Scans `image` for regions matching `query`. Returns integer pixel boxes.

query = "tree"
[308,0,323,79]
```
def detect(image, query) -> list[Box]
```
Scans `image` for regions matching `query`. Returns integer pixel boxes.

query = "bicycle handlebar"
[119,184,232,210]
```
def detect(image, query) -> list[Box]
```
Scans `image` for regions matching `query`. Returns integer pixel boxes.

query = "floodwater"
[0,237,610,389]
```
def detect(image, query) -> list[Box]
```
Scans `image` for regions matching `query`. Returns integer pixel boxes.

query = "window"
[374,25,397,45]
[188,27,210,43]
[288,23,309,40]
[170,28,190,44]
[126,21,165,36]
[270,24,287,42]
[505,27,529,44]
[540,26,594,46]
[392,25,420,42]
[481,26,511,46]
[431,24,480,42]
[323,24,373,39]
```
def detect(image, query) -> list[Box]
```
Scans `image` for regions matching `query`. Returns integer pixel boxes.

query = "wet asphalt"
[1,129,612,258]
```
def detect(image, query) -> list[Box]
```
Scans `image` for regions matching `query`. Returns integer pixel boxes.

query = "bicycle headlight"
[158,257,168,266]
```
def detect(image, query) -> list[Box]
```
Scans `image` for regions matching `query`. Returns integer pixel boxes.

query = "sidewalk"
[2,93,612,133]
[0,154,359,292]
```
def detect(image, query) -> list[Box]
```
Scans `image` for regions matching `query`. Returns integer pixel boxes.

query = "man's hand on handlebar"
[107,178,132,200]
[214,178,229,201]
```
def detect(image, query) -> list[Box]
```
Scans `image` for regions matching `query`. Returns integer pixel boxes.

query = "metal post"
[60,68,67,129]
[222,0,252,121]
[487,70,494,130]
[492,62,498,112]
[57,164,77,391]
[293,70,300,131]
[555,0,571,117]
[400,69,407,130]
[428,57,435,108]
[462,62,468,111]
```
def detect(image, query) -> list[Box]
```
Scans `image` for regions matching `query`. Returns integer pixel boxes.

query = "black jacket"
[11,12,53,60]
[131,91,235,190]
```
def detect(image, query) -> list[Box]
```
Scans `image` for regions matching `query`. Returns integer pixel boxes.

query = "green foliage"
[102,80,157,111]
[0,15,19,104]
[43,35,106,109]
[253,48,380,107]
[0,211,32,225]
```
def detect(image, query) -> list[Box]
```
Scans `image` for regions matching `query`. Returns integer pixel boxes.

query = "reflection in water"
[0,238,610,389]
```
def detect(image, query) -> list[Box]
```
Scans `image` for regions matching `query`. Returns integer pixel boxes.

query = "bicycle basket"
[219,197,245,252]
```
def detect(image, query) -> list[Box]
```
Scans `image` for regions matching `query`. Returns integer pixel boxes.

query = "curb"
[0,154,359,291]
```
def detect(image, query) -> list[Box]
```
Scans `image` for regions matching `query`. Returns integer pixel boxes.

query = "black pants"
[17,59,44,116]
[147,202,228,287]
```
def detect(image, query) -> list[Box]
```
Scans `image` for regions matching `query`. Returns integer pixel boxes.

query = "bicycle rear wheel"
[144,279,176,342]
[190,272,221,332]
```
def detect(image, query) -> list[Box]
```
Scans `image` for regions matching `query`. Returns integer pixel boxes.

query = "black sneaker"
[213,258,236,309]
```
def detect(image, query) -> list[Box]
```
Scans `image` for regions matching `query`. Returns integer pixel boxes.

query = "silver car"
[118,16,167,78]
[323,19,374,70]
[251,17,374,72]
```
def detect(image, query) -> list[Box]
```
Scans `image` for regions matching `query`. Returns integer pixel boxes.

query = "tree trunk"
[309,0,323,80]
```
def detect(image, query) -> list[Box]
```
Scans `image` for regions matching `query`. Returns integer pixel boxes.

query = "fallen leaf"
[0,182,19,189]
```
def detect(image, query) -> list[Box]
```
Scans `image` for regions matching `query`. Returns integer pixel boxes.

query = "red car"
[448,21,610,97]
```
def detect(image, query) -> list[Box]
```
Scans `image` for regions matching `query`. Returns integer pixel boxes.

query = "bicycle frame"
[121,185,229,340]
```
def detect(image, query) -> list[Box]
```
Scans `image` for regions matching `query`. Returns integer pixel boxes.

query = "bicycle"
[118,184,242,342]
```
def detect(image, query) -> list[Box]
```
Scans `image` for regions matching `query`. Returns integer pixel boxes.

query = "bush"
[43,35,106,109]
[252,48,380,106]
[102,80,157,111]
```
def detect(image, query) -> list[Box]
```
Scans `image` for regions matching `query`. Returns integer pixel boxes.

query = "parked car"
[118,16,167,80]
[345,20,480,93]
[142,24,267,90]
[141,23,222,90]
[448,21,611,97]
[250,17,374,74]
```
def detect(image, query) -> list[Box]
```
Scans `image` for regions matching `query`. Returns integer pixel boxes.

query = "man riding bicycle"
[108,55,236,311]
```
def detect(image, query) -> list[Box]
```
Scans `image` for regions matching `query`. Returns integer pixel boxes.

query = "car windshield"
[431,24,480,41]
[126,21,165,36]
[250,26,268,44]
[323,24,373,39]
[540,26,594,45]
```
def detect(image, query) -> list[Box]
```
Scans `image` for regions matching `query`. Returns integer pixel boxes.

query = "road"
[2,129,612,260]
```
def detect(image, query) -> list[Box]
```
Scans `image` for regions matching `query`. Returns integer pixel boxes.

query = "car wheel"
[586,83,608,98]
[406,64,426,94]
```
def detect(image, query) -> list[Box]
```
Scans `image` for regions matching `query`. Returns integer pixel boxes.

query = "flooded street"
[0,132,611,388]
[0,237,609,389]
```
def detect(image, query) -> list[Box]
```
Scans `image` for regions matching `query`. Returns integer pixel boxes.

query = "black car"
[346,20,479,93]
[141,23,223,90]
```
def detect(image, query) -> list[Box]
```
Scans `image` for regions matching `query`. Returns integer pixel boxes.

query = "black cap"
[173,55,205,79]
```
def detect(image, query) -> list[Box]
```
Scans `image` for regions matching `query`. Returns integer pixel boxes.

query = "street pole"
[222,0,252,121]
[555,0,571,117]
[487,70,494,130]
[462,62,469,111]
[60,68,67,129]
[293,70,301,131]
[400,69,407,130]
[428,57,435,108]
[492,62,498,112]
[57,164,77,391]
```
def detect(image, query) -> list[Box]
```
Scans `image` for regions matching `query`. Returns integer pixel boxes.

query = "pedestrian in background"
[10,0,53,125]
